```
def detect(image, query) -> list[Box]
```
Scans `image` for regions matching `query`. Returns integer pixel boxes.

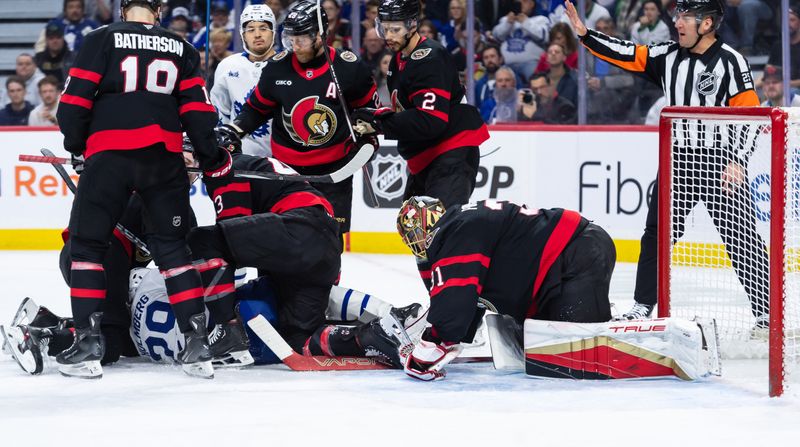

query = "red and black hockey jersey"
[383,37,489,174]
[235,48,378,170]
[421,200,589,343]
[205,152,334,222]
[56,21,219,166]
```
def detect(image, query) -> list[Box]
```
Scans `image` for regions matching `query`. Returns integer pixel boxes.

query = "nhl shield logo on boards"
[370,154,407,201]
[695,71,720,96]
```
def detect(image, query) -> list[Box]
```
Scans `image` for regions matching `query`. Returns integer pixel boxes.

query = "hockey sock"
[69,261,106,328]
[196,258,236,323]
[161,265,206,333]
[327,286,393,322]
[304,325,362,357]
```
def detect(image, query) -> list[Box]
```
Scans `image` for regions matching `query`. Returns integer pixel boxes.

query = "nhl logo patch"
[369,154,408,201]
[410,48,431,60]
[695,71,720,96]
[272,50,288,61]
[341,50,357,62]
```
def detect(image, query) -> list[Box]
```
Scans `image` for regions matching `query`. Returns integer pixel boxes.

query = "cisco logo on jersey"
[695,71,720,96]
[363,145,407,208]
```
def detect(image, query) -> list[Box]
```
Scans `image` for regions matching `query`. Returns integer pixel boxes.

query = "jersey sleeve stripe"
[586,44,649,73]
[728,89,759,107]
[217,206,253,219]
[409,88,452,101]
[270,191,335,217]
[179,101,216,115]
[253,86,277,108]
[212,182,251,195]
[433,253,491,269]
[60,94,94,110]
[246,97,269,114]
[68,67,102,84]
[430,277,482,298]
[349,84,377,108]
[417,107,449,122]
[179,77,206,91]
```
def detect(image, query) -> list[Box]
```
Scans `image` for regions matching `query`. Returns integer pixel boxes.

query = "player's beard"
[296,43,323,64]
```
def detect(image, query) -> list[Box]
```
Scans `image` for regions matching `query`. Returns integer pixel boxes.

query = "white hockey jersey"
[211,52,272,157]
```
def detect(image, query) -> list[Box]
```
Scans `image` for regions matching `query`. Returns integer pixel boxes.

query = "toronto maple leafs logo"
[235,87,270,139]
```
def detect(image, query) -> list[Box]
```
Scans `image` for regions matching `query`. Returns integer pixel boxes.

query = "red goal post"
[656,106,796,397]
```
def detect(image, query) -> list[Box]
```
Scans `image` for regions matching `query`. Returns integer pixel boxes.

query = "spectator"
[323,0,352,49]
[168,7,193,40]
[491,66,520,123]
[361,0,380,35]
[43,0,100,53]
[535,22,578,73]
[726,0,773,54]
[435,0,468,52]
[84,0,112,24]
[761,66,800,107]
[425,0,451,23]
[375,50,393,106]
[615,0,646,36]
[1,54,45,108]
[28,76,61,127]
[766,4,800,90]
[207,28,234,90]
[542,43,578,105]
[554,0,611,35]
[362,28,386,73]
[452,19,489,74]
[192,2,234,50]
[475,45,505,122]
[492,0,550,85]
[631,0,671,45]
[0,77,35,126]
[586,44,637,124]
[518,71,577,124]
[418,20,440,41]
[34,24,75,84]
[266,0,288,25]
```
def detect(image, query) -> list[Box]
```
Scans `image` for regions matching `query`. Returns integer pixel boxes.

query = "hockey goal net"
[658,107,800,397]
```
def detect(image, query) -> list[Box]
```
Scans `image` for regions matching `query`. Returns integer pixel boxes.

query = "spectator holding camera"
[518,72,576,124]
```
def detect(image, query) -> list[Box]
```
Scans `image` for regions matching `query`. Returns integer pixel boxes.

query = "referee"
[564,0,769,326]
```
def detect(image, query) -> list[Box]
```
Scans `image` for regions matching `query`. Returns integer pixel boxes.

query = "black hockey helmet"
[377,0,420,22]
[283,0,328,37]
[120,0,162,11]
[676,0,725,29]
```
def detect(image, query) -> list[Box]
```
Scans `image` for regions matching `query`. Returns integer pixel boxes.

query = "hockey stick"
[21,147,374,184]
[37,149,153,258]
[247,315,391,371]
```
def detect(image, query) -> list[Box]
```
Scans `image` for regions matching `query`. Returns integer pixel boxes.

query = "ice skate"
[1,324,48,375]
[178,313,214,379]
[622,302,654,320]
[356,310,413,368]
[209,316,254,368]
[55,312,104,379]
[391,303,428,344]
[2,297,40,355]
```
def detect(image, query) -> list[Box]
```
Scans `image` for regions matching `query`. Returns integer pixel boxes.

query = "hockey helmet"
[120,0,163,12]
[282,1,328,50]
[376,0,420,42]
[181,135,200,184]
[397,196,446,260]
[240,4,277,57]
[675,0,725,29]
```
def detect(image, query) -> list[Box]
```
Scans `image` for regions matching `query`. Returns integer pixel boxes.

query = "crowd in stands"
[0,0,796,126]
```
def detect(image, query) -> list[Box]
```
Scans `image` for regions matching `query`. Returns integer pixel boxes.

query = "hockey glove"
[404,340,463,381]
[71,154,85,174]
[215,123,244,154]
[203,148,233,180]
[351,107,392,136]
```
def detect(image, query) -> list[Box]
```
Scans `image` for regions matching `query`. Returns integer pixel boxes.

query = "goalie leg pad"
[523,318,720,380]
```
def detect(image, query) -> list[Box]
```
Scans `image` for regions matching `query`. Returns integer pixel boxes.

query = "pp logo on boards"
[363,145,408,208]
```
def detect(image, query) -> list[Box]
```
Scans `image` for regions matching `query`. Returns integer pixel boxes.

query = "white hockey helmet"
[240,4,277,57]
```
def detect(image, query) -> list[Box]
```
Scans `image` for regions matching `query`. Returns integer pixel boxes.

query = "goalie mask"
[397,196,446,260]
[240,4,276,57]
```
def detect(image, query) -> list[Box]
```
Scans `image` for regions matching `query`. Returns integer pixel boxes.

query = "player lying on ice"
[395,196,721,381]
[0,271,424,376]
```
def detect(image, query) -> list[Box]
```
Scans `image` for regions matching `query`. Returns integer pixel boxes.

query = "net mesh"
[664,108,800,394]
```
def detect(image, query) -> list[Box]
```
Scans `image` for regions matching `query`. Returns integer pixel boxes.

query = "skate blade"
[0,325,10,355]
[1,325,43,375]
[58,360,102,379]
[182,360,214,379]
[212,350,254,368]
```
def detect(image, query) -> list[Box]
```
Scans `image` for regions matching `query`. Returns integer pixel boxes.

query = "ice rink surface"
[1,251,799,446]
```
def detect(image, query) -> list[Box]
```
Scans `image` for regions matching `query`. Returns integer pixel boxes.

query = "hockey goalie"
[396,196,721,381]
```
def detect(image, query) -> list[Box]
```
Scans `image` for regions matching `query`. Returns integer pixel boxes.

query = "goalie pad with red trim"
[523,318,721,380]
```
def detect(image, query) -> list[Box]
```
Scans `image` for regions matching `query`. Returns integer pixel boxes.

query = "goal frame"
[657,106,789,397]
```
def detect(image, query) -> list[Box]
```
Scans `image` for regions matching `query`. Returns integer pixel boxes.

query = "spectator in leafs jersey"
[211,4,277,157]
[215,1,379,238]
[397,197,616,381]
[54,0,233,379]
[351,0,489,210]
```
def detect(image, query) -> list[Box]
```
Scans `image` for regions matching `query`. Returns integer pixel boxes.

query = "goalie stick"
[22,144,375,184]
[37,149,153,258]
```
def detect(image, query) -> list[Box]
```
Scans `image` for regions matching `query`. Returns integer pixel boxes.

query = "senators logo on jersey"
[282,96,338,146]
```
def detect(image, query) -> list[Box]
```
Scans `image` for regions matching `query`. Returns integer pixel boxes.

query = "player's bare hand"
[721,162,746,195]
[564,1,588,37]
